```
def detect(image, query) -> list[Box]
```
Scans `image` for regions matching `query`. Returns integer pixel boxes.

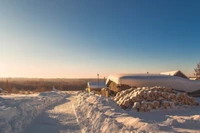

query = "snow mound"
[163,115,200,131]
[75,92,200,133]
[74,93,132,133]
[106,74,200,92]
[52,87,58,91]
[0,91,66,133]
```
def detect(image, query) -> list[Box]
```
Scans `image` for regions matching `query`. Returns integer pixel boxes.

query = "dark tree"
[194,62,200,80]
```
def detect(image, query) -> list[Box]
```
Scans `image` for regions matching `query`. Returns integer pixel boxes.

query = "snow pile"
[0,91,66,133]
[75,92,200,133]
[74,93,132,133]
[52,87,58,91]
[106,74,200,92]
[113,87,199,111]
[162,115,200,131]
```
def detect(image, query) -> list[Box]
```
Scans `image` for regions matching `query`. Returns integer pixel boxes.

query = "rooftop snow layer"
[160,70,181,76]
[106,74,200,92]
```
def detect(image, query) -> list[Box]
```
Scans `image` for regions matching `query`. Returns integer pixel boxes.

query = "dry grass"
[0,78,104,93]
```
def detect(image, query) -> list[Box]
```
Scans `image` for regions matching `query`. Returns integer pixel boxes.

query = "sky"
[0,0,200,78]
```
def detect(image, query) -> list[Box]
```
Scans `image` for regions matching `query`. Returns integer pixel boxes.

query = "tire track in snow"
[24,93,82,133]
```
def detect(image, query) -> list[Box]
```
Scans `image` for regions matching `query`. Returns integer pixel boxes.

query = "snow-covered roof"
[160,70,188,78]
[87,81,107,89]
[160,70,180,75]
[106,73,200,92]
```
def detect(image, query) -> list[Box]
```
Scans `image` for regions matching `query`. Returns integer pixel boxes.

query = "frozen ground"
[75,92,200,133]
[0,91,81,133]
[1,91,200,133]
[24,91,81,133]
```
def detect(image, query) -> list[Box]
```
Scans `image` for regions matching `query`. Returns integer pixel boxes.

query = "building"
[86,81,108,92]
[160,70,188,79]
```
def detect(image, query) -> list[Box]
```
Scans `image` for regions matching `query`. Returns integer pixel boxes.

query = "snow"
[75,92,200,133]
[87,81,107,89]
[106,74,200,92]
[24,91,81,133]
[0,91,66,133]
[160,70,181,76]
[1,90,199,133]
[52,87,58,91]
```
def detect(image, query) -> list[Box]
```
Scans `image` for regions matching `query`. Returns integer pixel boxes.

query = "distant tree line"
[0,78,104,93]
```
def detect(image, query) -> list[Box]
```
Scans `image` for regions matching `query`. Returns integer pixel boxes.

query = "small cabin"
[86,81,107,91]
[86,81,109,96]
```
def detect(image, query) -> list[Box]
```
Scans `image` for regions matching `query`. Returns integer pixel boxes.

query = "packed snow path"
[24,92,82,133]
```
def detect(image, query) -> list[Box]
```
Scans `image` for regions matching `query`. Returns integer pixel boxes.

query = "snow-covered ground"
[0,91,66,133]
[1,91,200,133]
[24,91,81,133]
[75,92,200,133]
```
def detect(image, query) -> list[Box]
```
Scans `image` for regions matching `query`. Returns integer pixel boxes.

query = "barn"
[160,70,188,79]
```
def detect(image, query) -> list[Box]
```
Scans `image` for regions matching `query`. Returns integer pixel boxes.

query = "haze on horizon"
[1,0,200,78]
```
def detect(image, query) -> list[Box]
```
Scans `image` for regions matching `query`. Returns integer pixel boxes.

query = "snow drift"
[74,92,132,133]
[0,91,66,133]
[75,92,200,133]
[106,74,200,92]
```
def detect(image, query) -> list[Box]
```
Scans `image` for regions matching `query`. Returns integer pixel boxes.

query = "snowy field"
[75,92,200,133]
[0,91,67,133]
[0,91,200,133]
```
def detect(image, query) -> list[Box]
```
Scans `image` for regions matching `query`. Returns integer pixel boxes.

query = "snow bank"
[75,92,200,133]
[106,74,200,92]
[0,91,66,133]
[74,93,132,133]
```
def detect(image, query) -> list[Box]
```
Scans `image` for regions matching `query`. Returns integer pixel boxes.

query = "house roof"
[160,70,188,78]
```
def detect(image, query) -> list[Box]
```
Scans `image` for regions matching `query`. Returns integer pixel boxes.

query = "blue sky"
[0,0,200,78]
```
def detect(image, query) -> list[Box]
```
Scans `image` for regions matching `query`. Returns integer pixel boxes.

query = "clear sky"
[1,0,200,78]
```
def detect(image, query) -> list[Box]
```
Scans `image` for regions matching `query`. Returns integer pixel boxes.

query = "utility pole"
[97,73,99,89]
